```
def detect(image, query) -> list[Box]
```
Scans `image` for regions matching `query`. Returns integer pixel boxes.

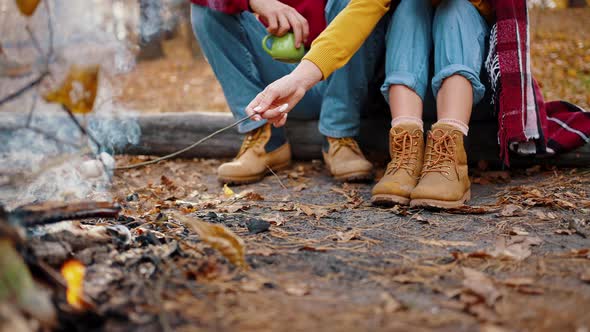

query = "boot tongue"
[391,123,422,136]
[431,123,463,136]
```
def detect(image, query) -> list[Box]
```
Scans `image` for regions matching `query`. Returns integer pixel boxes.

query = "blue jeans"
[191,1,384,137]
[381,0,489,105]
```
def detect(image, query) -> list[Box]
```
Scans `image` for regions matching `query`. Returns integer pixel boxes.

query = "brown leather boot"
[322,137,373,182]
[217,123,291,184]
[410,123,471,209]
[371,124,424,206]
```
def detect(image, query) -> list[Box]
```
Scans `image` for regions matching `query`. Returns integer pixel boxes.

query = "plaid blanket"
[486,0,590,164]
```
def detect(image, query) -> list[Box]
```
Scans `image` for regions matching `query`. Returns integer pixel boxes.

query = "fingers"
[300,17,309,45]
[267,108,289,128]
[276,13,290,36]
[266,14,278,35]
[259,103,291,120]
[287,12,303,48]
[246,87,279,120]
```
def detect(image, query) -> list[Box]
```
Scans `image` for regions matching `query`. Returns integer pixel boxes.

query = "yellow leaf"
[44,65,99,114]
[567,69,578,78]
[223,184,235,197]
[15,0,41,16]
[174,214,247,269]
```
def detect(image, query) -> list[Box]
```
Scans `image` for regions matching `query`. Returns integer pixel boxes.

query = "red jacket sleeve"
[190,0,249,14]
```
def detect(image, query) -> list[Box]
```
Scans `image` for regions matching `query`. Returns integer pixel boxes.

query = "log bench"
[1,111,588,167]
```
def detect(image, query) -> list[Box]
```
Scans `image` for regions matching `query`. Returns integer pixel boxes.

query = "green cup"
[262,32,306,63]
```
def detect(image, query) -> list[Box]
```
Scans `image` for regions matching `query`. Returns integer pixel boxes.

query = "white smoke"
[0,0,147,209]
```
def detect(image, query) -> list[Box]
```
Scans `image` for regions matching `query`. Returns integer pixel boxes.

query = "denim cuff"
[380,72,429,104]
[238,119,267,134]
[318,124,359,139]
[431,64,486,105]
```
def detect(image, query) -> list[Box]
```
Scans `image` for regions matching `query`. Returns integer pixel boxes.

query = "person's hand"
[246,60,323,127]
[249,0,309,48]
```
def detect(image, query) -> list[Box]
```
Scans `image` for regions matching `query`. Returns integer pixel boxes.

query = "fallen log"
[1,111,588,167]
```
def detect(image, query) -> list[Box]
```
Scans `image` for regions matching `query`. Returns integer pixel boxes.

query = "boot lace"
[386,130,420,175]
[421,129,459,178]
[331,137,363,156]
[236,128,264,158]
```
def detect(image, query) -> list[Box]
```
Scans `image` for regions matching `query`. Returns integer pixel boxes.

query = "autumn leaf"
[43,65,99,114]
[174,213,247,269]
[223,184,235,198]
[15,0,41,16]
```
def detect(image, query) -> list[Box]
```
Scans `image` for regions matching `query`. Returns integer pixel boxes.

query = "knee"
[434,0,479,27]
[190,4,224,35]
[395,0,433,17]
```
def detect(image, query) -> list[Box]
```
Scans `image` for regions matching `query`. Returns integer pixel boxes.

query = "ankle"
[436,118,469,136]
[391,116,424,131]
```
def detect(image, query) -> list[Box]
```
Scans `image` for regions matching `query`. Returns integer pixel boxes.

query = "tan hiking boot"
[371,124,424,206]
[410,123,471,209]
[217,123,291,185]
[322,137,373,182]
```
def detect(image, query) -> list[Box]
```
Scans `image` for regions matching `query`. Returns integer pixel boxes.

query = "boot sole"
[218,161,291,185]
[371,194,410,206]
[333,171,374,183]
[409,189,471,210]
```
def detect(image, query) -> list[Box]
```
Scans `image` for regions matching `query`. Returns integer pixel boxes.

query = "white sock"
[436,118,469,136]
[391,116,424,131]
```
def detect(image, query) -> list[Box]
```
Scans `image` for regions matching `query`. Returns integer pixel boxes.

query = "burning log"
[0,200,121,330]
[9,201,120,228]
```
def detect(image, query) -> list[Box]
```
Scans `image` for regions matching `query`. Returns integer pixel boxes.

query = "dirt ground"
[116,8,590,114]
[54,157,586,332]
[88,8,590,332]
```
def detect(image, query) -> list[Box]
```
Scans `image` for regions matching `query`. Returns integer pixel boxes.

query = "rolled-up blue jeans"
[381,0,490,106]
[191,0,384,137]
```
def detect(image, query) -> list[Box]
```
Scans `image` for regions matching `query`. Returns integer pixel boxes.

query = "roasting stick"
[114,104,289,171]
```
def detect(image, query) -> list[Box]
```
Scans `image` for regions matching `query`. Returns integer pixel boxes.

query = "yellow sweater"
[304,0,493,79]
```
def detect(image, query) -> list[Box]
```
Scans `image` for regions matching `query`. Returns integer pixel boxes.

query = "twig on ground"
[114,113,257,171]
[266,165,288,190]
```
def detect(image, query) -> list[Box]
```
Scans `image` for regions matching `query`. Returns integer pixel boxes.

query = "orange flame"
[60,260,86,309]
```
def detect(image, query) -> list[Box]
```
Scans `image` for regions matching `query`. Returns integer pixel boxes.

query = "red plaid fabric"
[489,0,590,164]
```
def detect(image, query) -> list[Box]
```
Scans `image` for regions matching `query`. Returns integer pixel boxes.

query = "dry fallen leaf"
[378,292,403,313]
[462,267,501,307]
[509,226,529,236]
[500,277,535,287]
[581,269,590,283]
[239,190,264,201]
[259,213,287,226]
[296,203,330,220]
[487,236,542,261]
[498,204,523,217]
[44,65,99,114]
[333,230,362,242]
[174,214,247,269]
[284,283,310,296]
[222,184,235,198]
[15,0,41,16]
